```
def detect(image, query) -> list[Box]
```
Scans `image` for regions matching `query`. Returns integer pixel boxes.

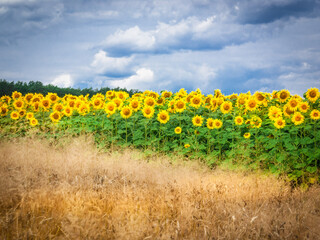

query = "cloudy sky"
[1,0,320,95]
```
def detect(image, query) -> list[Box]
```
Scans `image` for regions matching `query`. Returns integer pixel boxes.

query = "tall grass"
[0,136,319,239]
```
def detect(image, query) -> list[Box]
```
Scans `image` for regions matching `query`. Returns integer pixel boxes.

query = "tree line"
[0,79,141,98]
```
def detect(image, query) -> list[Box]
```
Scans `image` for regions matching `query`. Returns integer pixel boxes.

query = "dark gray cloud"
[234,0,320,24]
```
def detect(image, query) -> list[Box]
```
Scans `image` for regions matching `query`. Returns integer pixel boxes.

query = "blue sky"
[0,0,320,95]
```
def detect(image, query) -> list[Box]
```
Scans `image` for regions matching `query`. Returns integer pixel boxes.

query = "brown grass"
[0,136,319,239]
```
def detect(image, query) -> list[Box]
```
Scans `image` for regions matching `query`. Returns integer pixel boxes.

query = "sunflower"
[120,106,132,119]
[63,107,73,117]
[130,99,141,111]
[117,91,129,101]
[10,111,19,120]
[277,89,290,103]
[243,132,251,139]
[40,98,51,110]
[1,95,11,104]
[254,92,266,104]
[53,103,64,112]
[214,119,223,129]
[298,102,309,113]
[26,112,34,120]
[287,97,300,111]
[106,90,115,99]
[234,116,244,125]
[92,98,104,109]
[112,98,123,109]
[24,93,34,104]
[161,90,172,98]
[67,99,76,108]
[13,99,24,110]
[237,94,248,108]
[174,99,186,113]
[268,106,282,121]
[291,112,304,125]
[144,97,156,108]
[190,95,202,109]
[47,93,59,104]
[220,101,233,114]
[104,102,117,116]
[142,106,155,119]
[210,97,219,111]
[11,91,22,99]
[306,87,320,103]
[157,110,170,124]
[33,102,40,112]
[184,143,191,148]
[19,110,26,118]
[246,98,258,111]
[156,97,165,106]
[283,104,294,117]
[50,111,61,122]
[0,106,8,116]
[79,104,90,116]
[29,118,38,127]
[192,115,203,127]
[174,127,182,134]
[310,109,320,120]
[274,117,286,129]
[206,118,215,129]
[251,116,262,128]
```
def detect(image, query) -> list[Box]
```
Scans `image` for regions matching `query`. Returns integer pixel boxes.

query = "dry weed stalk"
[0,136,319,239]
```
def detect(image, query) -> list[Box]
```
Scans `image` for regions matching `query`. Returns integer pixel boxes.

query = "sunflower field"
[1,88,319,185]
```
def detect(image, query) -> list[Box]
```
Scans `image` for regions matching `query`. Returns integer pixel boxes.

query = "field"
[0,136,320,239]
[0,88,320,238]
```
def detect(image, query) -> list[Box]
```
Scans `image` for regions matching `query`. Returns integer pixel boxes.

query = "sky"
[0,0,320,95]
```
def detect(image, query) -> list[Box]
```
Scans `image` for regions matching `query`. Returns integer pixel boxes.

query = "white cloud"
[91,50,133,75]
[109,68,154,91]
[104,26,155,52]
[70,10,118,20]
[51,74,73,88]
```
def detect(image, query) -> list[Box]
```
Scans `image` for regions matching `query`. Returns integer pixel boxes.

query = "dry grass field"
[0,136,320,239]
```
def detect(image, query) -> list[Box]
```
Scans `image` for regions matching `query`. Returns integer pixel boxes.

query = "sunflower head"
[120,106,132,119]
[161,91,172,99]
[175,100,186,113]
[274,117,286,129]
[291,112,304,125]
[50,111,61,122]
[0,106,9,116]
[246,98,258,111]
[174,127,182,134]
[190,96,202,109]
[104,102,117,116]
[206,118,215,129]
[243,132,251,139]
[184,143,191,148]
[130,99,140,111]
[214,119,223,129]
[10,111,19,120]
[234,116,244,125]
[29,118,38,127]
[142,106,155,119]
[310,109,320,120]
[277,89,290,103]
[12,91,22,99]
[305,87,320,103]
[192,115,203,127]
[157,110,170,124]
[144,97,156,107]
[26,112,34,120]
[298,102,309,113]
[13,99,24,110]
[220,101,233,114]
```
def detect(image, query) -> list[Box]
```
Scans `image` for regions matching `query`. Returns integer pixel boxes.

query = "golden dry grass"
[0,136,319,239]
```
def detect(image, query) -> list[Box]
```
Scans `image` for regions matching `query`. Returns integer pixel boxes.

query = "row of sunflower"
[1,88,319,184]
